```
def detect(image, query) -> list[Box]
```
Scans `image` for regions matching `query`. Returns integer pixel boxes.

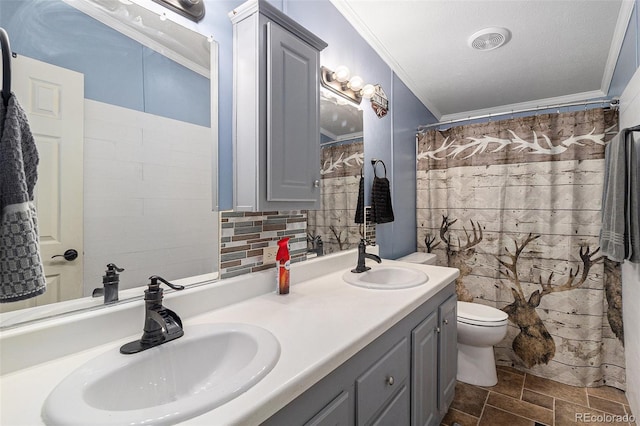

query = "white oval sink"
[342,265,429,289]
[42,323,280,425]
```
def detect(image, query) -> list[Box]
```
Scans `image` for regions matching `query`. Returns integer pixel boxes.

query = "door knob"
[51,249,78,261]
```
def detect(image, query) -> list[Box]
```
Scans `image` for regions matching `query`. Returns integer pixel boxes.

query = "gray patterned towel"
[600,129,640,263]
[0,94,46,302]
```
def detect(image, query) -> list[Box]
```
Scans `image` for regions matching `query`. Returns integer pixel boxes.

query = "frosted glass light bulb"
[333,66,350,83]
[348,76,364,92]
[361,84,376,99]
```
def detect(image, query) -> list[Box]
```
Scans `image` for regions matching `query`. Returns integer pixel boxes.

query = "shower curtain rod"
[417,98,619,132]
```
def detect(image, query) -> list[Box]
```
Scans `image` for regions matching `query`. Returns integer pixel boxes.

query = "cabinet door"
[371,385,409,426]
[266,21,321,207]
[305,391,352,426]
[438,296,457,414]
[411,311,438,426]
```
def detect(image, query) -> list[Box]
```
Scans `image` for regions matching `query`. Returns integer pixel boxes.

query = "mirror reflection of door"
[0,55,84,313]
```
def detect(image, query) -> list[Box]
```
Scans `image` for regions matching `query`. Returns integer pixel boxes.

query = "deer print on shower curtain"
[497,233,603,368]
[438,215,483,303]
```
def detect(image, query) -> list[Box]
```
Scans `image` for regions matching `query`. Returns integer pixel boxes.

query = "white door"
[0,55,84,312]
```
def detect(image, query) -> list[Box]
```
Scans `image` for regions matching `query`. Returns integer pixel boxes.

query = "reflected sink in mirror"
[342,265,429,289]
[41,323,280,426]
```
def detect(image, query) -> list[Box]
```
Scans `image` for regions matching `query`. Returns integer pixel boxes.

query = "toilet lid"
[396,252,437,264]
[457,301,508,324]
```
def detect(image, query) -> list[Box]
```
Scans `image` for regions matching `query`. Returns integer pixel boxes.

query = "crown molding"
[600,0,636,95]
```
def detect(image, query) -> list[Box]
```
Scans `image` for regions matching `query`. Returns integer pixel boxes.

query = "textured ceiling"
[331,0,634,121]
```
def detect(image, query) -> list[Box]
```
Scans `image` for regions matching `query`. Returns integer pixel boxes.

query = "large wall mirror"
[0,0,218,327]
[306,87,368,255]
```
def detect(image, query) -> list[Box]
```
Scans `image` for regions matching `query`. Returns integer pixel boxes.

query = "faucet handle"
[148,275,185,291]
[106,263,124,273]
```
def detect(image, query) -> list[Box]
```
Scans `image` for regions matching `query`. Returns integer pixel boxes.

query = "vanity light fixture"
[361,84,376,99]
[321,65,364,104]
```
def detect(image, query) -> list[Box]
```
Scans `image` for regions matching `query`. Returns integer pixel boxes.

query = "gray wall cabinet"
[262,282,457,426]
[230,0,327,212]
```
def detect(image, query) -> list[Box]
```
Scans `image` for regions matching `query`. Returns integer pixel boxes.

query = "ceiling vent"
[468,27,511,51]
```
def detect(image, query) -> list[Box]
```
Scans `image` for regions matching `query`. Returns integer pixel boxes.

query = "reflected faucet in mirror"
[92,263,124,304]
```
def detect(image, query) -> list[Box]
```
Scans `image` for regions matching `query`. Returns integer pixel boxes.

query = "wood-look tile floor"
[441,366,637,426]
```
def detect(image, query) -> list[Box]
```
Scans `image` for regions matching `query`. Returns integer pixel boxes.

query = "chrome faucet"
[352,239,382,273]
[92,263,124,304]
[120,275,185,354]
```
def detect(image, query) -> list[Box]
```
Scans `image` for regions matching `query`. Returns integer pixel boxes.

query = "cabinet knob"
[313,180,320,188]
[386,376,394,386]
[444,319,449,325]
[436,327,441,333]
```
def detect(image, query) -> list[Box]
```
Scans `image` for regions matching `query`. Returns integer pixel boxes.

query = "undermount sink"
[41,323,280,426]
[342,265,429,289]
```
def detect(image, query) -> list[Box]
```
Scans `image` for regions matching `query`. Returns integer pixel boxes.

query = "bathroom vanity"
[0,249,458,425]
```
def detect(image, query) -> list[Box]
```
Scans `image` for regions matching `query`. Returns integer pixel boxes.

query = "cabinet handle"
[386,376,394,386]
[436,327,441,333]
[444,319,449,325]
[313,180,320,188]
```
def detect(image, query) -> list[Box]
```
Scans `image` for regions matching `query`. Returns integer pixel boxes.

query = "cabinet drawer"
[356,338,409,425]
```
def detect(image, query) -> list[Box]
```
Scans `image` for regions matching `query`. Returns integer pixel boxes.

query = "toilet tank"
[396,252,437,265]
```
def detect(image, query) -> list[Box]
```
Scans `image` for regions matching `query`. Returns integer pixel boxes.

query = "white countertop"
[0,251,458,426]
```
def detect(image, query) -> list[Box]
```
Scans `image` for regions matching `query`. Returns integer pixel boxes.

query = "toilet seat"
[457,301,508,327]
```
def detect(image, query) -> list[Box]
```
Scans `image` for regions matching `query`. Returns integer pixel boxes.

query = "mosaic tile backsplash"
[220,211,307,279]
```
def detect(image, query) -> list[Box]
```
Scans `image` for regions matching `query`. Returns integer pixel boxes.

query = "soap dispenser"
[276,237,290,294]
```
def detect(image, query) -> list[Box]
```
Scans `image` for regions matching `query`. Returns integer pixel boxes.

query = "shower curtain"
[307,140,365,254]
[416,108,625,389]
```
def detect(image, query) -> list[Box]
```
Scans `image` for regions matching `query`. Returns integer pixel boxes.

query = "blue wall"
[609,0,639,96]
[391,74,436,258]
[0,0,210,127]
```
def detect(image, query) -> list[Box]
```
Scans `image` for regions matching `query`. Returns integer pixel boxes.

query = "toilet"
[456,301,508,386]
[395,252,508,387]
[395,251,437,265]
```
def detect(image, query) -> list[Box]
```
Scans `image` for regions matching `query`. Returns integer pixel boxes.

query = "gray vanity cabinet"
[411,295,457,426]
[305,391,352,426]
[261,283,457,426]
[229,0,327,212]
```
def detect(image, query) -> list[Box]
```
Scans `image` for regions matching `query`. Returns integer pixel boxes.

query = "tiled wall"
[220,211,308,279]
[83,100,217,295]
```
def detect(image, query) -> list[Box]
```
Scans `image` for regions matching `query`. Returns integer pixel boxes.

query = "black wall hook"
[1,27,13,107]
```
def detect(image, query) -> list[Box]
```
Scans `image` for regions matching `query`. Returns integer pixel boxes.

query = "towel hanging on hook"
[370,158,394,224]
[0,27,13,107]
